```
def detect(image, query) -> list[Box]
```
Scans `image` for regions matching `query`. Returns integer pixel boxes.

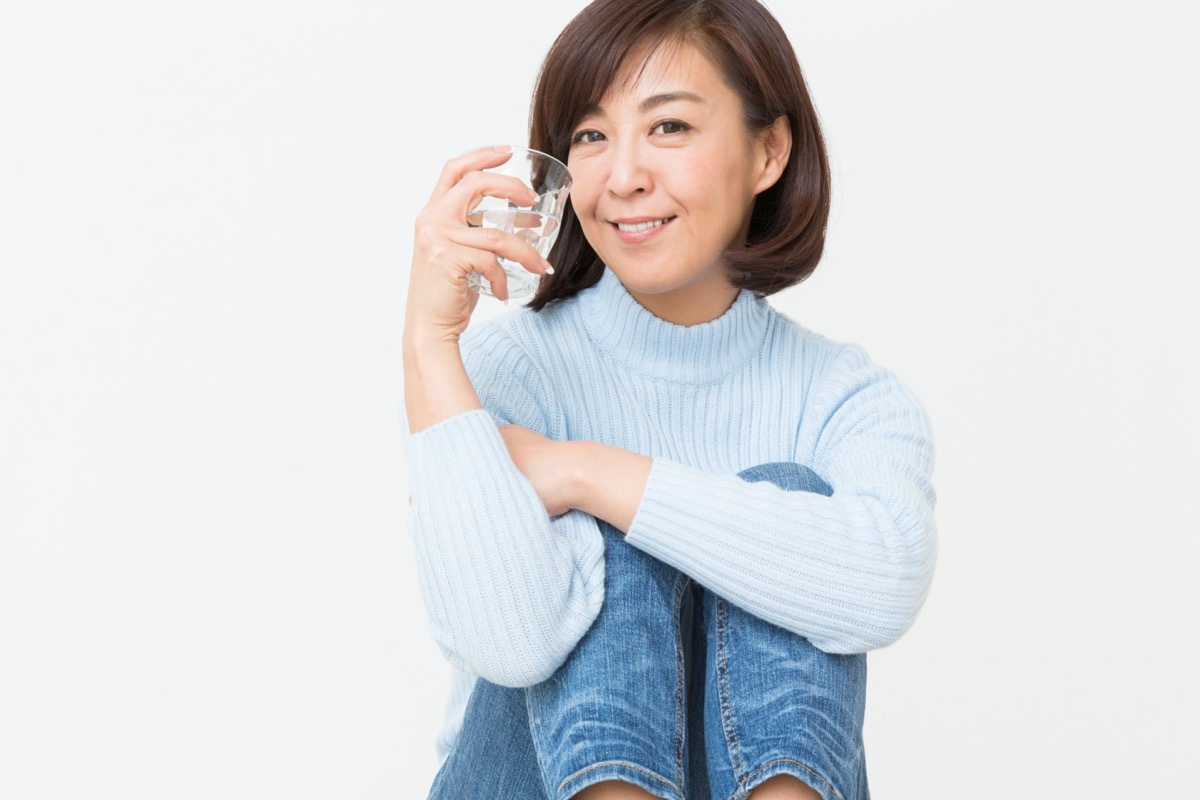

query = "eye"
[652,120,691,135]
[570,129,605,145]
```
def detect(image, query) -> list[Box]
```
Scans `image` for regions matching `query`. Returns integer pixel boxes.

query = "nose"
[605,139,652,198]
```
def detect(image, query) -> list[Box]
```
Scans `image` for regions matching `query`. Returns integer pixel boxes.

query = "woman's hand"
[499,425,581,518]
[500,426,654,531]
[406,146,554,343]
[403,147,557,433]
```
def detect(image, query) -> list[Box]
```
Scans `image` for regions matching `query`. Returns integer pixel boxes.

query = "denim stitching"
[672,574,690,793]
[716,597,746,780]
[557,760,682,799]
[730,757,843,800]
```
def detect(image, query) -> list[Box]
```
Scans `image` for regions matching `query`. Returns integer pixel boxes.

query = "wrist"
[403,323,461,357]
[563,441,599,511]
[402,336,482,433]
[568,441,652,532]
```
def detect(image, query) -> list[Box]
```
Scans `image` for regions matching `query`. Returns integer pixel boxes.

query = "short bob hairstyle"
[526,0,831,312]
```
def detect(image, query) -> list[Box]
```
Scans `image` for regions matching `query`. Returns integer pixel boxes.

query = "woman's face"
[566,42,787,325]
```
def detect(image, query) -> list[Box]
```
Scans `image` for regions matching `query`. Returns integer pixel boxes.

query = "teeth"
[616,218,670,233]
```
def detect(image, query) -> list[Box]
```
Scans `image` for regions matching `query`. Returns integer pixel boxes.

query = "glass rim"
[461,144,570,175]
[503,145,566,166]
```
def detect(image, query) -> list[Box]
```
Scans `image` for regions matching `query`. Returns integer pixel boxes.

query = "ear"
[753,115,792,195]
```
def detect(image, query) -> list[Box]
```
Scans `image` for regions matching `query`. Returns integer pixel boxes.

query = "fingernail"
[492,145,512,152]
[544,264,555,275]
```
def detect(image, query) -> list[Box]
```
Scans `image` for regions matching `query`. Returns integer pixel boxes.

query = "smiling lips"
[612,216,676,241]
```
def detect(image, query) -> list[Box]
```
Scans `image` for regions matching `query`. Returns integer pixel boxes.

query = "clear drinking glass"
[466,146,572,301]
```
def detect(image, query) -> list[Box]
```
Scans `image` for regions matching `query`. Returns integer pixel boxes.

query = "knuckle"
[459,170,484,191]
[414,224,440,249]
[416,229,453,262]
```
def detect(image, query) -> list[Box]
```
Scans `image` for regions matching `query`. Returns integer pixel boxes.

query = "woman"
[404,1,937,798]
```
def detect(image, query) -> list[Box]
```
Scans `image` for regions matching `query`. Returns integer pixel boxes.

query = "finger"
[451,245,514,303]
[414,173,539,238]
[456,242,514,304]
[413,225,514,303]
[427,146,517,205]
[482,261,510,304]
[438,171,540,221]
[444,225,554,278]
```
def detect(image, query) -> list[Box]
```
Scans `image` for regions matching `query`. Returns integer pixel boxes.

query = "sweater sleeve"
[404,328,605,687]
[624,344,937,654]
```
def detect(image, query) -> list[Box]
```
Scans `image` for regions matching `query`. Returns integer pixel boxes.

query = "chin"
[612,273,685,298]
[614,260,728,297]
[604,260,680,291]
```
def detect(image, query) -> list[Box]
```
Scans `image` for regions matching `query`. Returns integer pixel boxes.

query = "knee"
[572,780,662,799]
[736,462,833,497]
[746,774,824,800]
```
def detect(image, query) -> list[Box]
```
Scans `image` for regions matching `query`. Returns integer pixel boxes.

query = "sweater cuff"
[406,408,509,498]
[626,458,706,557]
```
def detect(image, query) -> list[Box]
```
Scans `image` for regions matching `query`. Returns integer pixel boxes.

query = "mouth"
[611,216,676,239]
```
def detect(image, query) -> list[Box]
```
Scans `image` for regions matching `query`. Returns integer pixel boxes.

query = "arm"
[404,332,604,687]
[623,346,936,653]
[403,147,603,687]
[512,344,936,655]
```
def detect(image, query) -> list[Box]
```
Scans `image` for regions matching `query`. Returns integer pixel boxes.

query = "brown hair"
[526,0,831,312]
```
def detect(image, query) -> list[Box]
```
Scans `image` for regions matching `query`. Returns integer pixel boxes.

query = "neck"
[626,282,741,326]
[577,267,771,384]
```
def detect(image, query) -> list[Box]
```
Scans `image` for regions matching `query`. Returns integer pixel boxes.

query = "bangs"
[532,4,705,160]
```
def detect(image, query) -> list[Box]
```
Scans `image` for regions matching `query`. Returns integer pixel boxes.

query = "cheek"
[565,160,602,210]
[675,145,748,205]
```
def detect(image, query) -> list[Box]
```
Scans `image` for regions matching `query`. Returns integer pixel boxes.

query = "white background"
[2,1,1197,797]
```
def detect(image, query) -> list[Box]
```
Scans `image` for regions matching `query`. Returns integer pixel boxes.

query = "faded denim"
[428,463,869,800]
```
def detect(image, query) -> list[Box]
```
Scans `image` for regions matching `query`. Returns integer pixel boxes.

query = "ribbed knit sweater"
[405,267,937,759]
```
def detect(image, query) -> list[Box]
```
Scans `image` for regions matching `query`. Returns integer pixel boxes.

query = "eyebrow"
[638,91,704,112]
[580,91,705,120]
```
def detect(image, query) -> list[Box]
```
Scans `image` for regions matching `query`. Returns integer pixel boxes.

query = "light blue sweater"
[405,267,937,758]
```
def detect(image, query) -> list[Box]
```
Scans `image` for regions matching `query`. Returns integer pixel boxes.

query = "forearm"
[552,440,932,651]
[403,333,482,433]
[625,459,937,653]
[568,441,653,533]
[407,411,605,685]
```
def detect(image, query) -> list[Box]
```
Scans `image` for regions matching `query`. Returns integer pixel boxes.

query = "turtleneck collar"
[576,267,772,384]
